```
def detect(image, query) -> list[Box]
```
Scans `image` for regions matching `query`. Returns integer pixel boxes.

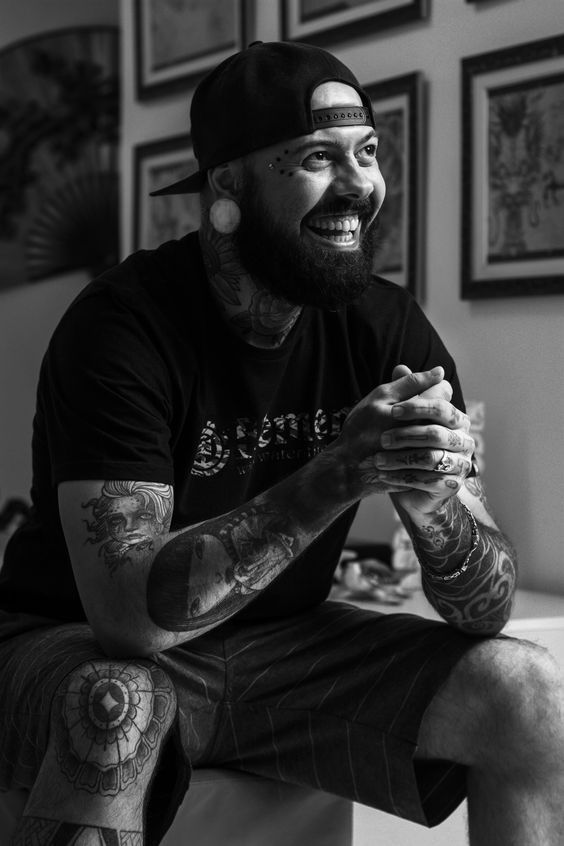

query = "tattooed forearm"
[421,525,517,636]
[407,496,517,636]
[410,497,473,568]
[147,503,299,631]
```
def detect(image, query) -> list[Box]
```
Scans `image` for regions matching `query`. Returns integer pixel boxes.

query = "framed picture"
[134,0,252,99]
[0,26,119,289]
[133,134,201,250]
[282,0,429,45]
[462,35,564,298]
[366,72,424,295]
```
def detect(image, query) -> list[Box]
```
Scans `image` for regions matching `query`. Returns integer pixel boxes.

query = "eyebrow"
[289,129,378,157]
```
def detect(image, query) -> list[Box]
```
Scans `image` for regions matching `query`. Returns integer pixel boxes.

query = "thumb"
[421,379,453,402]
[388,366,445,402]
[392,364,412,380]
[392,363,453,402]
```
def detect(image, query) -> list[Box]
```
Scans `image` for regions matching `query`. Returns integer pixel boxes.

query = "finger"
[376,469,463,495]
[391,398,469,431]
[391,365,452,403]
[381,425,475,455]
[376,449,473,476]
[381,366,445,403]
[419,378,453,402]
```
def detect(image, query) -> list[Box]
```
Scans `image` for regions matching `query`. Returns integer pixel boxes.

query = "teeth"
[308,215,359,232]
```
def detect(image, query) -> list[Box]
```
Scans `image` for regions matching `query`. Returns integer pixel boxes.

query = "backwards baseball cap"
[151,40,375,196]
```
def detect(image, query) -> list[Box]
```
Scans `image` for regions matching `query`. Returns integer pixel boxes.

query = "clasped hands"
[335,363,475,515]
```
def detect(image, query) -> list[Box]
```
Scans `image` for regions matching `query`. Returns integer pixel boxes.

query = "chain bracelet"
[423,503,479,583]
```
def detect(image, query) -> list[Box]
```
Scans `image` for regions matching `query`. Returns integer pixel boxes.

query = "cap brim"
[150,169,205,196]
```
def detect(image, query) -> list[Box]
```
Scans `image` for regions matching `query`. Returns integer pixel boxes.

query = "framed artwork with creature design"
[462,34,564,298]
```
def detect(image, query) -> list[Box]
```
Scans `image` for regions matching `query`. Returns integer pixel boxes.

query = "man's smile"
[304,213,361,248]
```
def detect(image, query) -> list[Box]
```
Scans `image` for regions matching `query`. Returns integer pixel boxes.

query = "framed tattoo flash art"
[462,35,564,298]
[366,72,424,295]
[0,27,119,289]
[282,0,429,45]
[133,134,201,250]
[134,0,252,99]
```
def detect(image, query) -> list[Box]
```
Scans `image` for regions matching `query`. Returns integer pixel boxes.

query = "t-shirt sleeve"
[40,289,177,485]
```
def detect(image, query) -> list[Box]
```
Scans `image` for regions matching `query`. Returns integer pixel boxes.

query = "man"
[1,40,563,846]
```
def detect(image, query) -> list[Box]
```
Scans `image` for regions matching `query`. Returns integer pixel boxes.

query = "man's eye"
[303,150,331,169]
[356,144,378,165]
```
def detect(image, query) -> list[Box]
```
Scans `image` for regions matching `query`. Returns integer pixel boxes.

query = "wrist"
[421,503,480,583]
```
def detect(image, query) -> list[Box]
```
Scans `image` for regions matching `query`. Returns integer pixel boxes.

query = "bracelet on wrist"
[423,503,479,583]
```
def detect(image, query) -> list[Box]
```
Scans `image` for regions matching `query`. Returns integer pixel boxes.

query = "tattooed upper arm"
[58,480,174,644]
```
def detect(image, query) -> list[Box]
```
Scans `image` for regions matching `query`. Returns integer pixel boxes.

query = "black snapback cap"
[151,40,375,196]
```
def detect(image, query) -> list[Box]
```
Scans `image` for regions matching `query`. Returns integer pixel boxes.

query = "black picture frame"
[365,72,425,296]
[461,34,564,298]
[0,26,119,288]
[134,0,252,100]
[132,134,201,250]
[281,0,429,46]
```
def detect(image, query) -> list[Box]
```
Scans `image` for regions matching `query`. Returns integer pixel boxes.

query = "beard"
[235,174,380,310]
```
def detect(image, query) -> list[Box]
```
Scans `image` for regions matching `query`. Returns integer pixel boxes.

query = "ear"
[207,161,243,201]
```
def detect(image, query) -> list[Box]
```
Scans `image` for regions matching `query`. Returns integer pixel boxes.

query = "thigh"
[207,601,483,828]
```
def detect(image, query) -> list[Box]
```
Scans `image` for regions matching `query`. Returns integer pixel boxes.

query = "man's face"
[235,82,386,309]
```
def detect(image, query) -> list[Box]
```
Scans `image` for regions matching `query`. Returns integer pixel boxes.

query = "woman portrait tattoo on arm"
[82,482,173,573]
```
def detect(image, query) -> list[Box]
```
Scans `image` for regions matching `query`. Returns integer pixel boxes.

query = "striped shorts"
[0,601,481,842]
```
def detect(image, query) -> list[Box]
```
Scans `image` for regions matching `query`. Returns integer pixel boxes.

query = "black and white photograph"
[1,2,563,845]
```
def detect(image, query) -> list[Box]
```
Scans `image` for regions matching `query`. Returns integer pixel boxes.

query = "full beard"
[235,186,380,310]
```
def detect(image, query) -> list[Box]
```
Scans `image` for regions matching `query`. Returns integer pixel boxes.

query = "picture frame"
[133,134,201,250]
[134,0,252,100]
[461,34,564,299]
[281,0,429,45]
[365,72,425,295]
[0,26,119,289]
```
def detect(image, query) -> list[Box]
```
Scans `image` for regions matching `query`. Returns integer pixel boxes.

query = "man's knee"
[476,638,564,771]
[419,637,564,772]
[49,658,177,795]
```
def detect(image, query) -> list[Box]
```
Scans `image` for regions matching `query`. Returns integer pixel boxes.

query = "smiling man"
[1,41,563,846]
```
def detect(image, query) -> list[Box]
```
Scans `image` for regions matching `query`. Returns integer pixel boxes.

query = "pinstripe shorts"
[0,601,480,841]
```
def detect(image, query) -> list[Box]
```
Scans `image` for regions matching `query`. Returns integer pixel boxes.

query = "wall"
[0,0,119,505]
[120,0,564,595]
[5,1,561,594]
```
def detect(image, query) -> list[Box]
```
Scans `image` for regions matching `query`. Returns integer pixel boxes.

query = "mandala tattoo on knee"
[54,661,174,795]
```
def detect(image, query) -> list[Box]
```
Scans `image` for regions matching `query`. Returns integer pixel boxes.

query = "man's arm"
[375,366,517,636]
[58,456,348,657]
[59,366,448,657]
[392,478,517,636]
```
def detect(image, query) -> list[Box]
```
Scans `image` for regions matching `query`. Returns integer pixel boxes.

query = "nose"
[333,156,376,201]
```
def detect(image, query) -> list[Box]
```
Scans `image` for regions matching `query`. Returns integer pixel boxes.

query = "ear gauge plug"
[209,198,241,234]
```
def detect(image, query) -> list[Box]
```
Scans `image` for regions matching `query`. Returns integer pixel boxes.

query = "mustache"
[305,195,377,220]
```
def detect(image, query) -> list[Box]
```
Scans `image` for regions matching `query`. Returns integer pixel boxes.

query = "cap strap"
[312,105,372,128]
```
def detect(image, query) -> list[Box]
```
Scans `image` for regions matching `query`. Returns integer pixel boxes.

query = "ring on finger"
[434,451,454,473]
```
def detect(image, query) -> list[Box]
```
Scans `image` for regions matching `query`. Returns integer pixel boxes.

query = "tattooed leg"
[13,660,176,845]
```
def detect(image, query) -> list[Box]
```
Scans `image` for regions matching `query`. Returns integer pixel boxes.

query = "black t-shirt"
[0,232,465,622]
